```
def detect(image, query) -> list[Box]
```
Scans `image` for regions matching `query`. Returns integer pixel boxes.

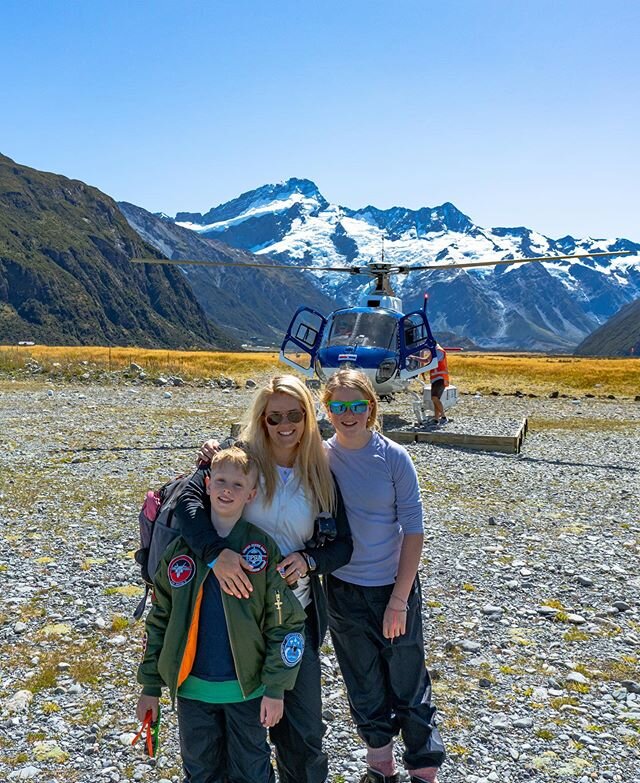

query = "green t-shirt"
[178,675,265,704]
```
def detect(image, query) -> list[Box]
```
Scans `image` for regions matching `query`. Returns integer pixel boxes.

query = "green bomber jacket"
[137,518,306,702]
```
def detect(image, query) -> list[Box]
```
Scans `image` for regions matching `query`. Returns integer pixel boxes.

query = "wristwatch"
[303,552,317,572]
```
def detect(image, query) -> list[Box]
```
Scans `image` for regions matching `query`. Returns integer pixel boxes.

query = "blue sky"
[2,0,638,239]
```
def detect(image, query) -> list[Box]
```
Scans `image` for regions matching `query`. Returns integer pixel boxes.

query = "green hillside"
[575,298,640,357]
[0,153,235,348]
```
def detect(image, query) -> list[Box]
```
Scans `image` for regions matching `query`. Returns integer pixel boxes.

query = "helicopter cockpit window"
[327,311,397,350]
[327,313,359,346]
[403,315,428,350]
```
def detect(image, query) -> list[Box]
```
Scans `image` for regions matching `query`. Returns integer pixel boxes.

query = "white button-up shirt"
[243,469,315,608]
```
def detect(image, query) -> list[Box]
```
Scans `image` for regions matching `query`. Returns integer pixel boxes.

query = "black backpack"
[133,472,196,620]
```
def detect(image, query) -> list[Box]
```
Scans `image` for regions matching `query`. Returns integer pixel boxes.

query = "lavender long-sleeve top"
[325,431,424,586]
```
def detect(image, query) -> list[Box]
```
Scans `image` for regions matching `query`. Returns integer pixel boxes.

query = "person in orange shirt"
[429,345,449,424]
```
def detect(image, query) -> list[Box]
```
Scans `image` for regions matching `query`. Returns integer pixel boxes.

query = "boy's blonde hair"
[322,369,380,431]
[210,446,258,487]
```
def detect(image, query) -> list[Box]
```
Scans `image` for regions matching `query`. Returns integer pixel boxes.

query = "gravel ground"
[1,375,639,783]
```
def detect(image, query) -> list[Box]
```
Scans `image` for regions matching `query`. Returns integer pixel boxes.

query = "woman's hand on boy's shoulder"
[212,549,254,599]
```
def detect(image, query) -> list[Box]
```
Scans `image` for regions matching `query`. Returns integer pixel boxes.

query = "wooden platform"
[384,417,529,454]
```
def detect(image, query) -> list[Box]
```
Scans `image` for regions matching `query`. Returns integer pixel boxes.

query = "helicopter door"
[279,306,327,378]
[398,311,438,380]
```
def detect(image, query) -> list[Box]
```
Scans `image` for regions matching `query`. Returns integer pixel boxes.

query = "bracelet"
[388,593,409,609]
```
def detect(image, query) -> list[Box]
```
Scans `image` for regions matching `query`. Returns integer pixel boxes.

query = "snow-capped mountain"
[118,200,336,344]
[174,179,640,351]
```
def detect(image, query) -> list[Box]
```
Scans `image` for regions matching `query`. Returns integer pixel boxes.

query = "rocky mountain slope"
[119,201,336,344]
[0,154,235,348]
[174,178,640,352]
[576,298,640,357]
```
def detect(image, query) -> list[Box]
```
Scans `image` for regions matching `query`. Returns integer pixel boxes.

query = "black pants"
[326,575,446,770]
[270,613,327,783]
[177,696,275,783]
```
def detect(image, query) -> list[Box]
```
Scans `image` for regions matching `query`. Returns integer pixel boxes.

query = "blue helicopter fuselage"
[315,307,412,394]
[279,297,438,395]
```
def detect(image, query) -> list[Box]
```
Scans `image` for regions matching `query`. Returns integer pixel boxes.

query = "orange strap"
[131,710,155,757]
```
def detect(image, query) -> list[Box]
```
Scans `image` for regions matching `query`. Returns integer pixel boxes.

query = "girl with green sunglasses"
[323,370,446,783]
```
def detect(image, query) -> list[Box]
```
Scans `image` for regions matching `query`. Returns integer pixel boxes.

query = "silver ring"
[296,569,302,577]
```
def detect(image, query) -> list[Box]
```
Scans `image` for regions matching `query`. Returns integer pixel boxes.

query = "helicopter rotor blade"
[130,257,366,273]
[396,250,634,273]
[131,249,635,278]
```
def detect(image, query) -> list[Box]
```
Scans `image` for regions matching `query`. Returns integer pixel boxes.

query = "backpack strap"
[133,584,150,621]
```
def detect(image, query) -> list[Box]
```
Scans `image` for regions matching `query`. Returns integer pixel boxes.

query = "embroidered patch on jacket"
[242,542,268,573]
[281,632,305,667]
[168,555,196,588]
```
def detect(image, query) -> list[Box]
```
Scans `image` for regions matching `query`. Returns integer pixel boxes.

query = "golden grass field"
[1,345,638,397]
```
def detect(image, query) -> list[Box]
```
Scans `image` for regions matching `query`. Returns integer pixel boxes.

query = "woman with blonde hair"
[322,369,445,783]
[241,375,335,517]
[174,374,352,783]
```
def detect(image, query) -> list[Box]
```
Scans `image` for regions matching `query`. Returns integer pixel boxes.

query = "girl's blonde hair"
[322,369,380,431]
[241,375,335,513]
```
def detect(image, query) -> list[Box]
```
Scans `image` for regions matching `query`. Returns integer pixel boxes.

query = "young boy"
[136,448,306,783]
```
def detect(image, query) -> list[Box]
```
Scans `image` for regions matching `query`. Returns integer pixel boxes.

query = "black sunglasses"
[265,410,305,426]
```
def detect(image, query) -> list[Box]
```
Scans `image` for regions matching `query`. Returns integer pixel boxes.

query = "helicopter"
[131,249,634,400]
[278,259,440,395]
